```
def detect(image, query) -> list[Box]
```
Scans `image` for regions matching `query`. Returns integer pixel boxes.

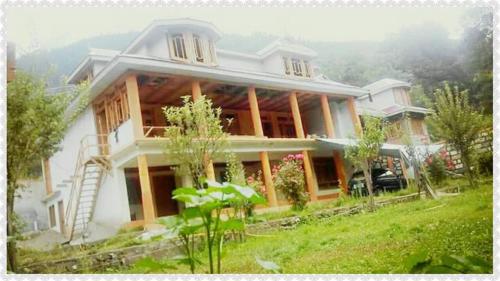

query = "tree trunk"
[362,161,375,210]
[7,183,17,272]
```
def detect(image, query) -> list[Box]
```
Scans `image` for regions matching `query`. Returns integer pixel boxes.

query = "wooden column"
[137,155,156,226]
[42,159,53,195]
[191,80,216,181]
[125,75,144,138]
[289,92,317,201]
[320,95,348,193]
[347,97,362,136]
[248,86,264,137]
[259,151,278,207]
[248,86,278,206]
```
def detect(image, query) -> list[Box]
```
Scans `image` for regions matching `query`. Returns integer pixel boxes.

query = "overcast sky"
[7,6,471,55]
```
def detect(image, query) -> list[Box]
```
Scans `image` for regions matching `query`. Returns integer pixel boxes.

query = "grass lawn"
[114,178,492,274]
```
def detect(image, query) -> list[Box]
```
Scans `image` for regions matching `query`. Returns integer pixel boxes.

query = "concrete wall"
[262,53,285,75]
[14,178,49,232]
[304,107,326,137]
[92,168,131,228]
[331,100,355,138]
[107,119,134,154]
[358,88,396,110]
[217,52,262,72]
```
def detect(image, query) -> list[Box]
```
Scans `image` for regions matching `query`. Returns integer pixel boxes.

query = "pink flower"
[295,154,304,160]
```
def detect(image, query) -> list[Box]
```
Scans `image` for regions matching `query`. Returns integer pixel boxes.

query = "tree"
[7,72,69,271]
[345,116,386,209]
[162,95,229,189]
[427,83,488,187]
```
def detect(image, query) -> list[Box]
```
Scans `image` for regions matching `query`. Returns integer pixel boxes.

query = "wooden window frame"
[292,58,303,76]
[283,57,291,75]
[170,33,188,61]
[49,205,56,228]
[193,34,205,63]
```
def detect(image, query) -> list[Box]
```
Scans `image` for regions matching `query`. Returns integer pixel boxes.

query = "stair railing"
[64,134,110,239]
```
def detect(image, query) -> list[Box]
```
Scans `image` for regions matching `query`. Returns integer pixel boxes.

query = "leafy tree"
[345,116,386,209]
[7,72,69,271]
[426,154,447,185]
[427,83,488,187]
[162,95,229,189]
[272,154,309,211]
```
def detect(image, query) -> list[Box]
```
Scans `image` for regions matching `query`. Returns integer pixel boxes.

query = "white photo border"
[0,0,497,280]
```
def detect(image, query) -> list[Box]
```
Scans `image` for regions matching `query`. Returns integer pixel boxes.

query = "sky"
[7,6,471,56]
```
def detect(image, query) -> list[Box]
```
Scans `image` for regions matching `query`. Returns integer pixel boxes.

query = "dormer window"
[283,57,313,78]
[291,58,303,76]
[193,35,204,62]
[171,34,187,60]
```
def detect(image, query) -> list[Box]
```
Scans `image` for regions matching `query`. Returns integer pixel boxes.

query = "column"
[248,86,278,206]
[289,92,318,201]
[137,155,156,227]
[259,151,278,207]
[191,80,216,181]
[347,96,362,136]
[320,95,348,193]
[125,75,144,138]
[42,159,53,195]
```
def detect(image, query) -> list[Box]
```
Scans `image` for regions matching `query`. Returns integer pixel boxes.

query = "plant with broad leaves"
[164,179,266,274]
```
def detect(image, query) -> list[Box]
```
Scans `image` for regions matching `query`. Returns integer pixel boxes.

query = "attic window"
[193,35,204,62]
[291,58,303,76]
[304,61,311,77]
[283,57,291,75]
[171,34,187,60]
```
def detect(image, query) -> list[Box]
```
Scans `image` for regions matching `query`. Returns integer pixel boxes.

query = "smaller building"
[357,78,431,145]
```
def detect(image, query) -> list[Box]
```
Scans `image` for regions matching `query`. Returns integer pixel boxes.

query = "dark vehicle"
[348,168,407,196]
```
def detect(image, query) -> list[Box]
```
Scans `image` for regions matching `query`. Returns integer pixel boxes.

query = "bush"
[426,154,447,185]
[272,154,309,210]
[476,150,493,175]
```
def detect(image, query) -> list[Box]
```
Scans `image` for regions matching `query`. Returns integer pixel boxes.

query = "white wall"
[92,168,131,228]
[358,89,396,110]
[107,119,134,154]
[262,53,285,75]
[49,107,98,203]
[331,100,355,138]
[217,52,263,72]
[146,32,171,60]
[14,178,49,232]
[304,107,326,137]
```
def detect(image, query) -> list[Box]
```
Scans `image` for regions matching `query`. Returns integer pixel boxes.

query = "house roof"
[360,78,411,100]
[357,103,430,118]
[86,54,368,102]
[123,18,222,54]
[256,39,317,59]
[67,48,120,84]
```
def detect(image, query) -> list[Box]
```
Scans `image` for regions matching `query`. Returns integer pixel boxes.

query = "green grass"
[110,178,492,274]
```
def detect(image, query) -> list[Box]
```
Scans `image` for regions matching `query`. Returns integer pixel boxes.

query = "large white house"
[39,18,425,242]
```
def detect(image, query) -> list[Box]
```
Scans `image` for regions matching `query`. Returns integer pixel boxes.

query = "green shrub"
[476,150,493,175]
[426,154,447,185]
[272,154,309,211]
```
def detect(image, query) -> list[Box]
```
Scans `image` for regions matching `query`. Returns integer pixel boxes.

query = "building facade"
[41,19,407,241]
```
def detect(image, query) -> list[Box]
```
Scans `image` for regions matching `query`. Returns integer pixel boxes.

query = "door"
[152,173,179,217]
[57,200,66,235]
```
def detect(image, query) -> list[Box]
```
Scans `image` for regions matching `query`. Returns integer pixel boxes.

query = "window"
[313,158,339,190]
[303,61,311,77]
[283,57,312,78]
[277,115,296,138]
[49,205,56,228]
[283,57,291,75]
[193,35,204,62]
[171,34,187,60]
[208,40,217,64]
[291,58,303,76]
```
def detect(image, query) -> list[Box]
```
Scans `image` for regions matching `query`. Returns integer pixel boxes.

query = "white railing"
[64,134,109,238]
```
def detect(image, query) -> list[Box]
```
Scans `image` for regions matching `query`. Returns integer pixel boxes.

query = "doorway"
[151,170,179,217]
[94,102,109,155]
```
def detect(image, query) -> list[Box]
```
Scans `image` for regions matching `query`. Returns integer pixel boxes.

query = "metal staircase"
[64,134,110,242]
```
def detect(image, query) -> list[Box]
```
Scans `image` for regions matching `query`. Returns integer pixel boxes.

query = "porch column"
[125,75,144,138]
[259,151,278,207]
[191,80,216,181]
[289,92,317,201]
[347,97,362,136]
[320,95,348,193]
[248,86,278,206]
[248,86,264,137]
[137,155,156,227]
[42,159,53,195]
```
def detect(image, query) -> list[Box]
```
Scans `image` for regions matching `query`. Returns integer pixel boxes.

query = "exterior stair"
[64,135,110,242]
